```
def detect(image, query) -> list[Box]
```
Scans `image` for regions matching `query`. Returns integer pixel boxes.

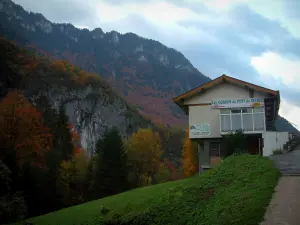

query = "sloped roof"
[173,74,280,104]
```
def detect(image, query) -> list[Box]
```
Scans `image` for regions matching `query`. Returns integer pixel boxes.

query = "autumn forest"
[0,37,200,224]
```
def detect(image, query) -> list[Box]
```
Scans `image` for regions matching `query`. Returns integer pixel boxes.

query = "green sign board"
[189,124,211,138]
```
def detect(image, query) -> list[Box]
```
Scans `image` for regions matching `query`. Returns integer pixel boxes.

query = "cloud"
[198,0,300,38]
[94,0,231,38]
[251,51,300,88]
[200,0,247,11]
[11,0,300,127]
[251,51,300,116]
[13,0,99,28]
[245,0,300,38]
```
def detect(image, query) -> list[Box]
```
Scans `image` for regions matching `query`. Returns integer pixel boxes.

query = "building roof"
[173,74,280,113]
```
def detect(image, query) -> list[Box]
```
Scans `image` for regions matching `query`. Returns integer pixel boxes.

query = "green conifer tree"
[92,127,128,198]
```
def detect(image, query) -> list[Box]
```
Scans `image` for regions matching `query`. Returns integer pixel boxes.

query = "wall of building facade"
[185,82,268,139]
[263,131,289,156]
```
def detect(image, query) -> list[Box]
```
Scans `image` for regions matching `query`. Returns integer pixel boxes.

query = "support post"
[259,137,261,155]
[198,143,202,174]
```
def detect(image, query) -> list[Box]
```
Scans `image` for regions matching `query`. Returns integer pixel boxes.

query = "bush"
[223,129,247,157]
[0,193,27,223]
[0,159,11,194]
[272,148,283,155]
[0,160,28,224]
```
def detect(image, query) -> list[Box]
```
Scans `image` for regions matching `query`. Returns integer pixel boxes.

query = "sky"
[14,0,300,129]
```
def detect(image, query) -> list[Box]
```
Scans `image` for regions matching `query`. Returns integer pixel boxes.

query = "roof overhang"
[173,74,280,114]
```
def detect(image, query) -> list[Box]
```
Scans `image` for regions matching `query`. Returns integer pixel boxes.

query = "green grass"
[16,154,280,225]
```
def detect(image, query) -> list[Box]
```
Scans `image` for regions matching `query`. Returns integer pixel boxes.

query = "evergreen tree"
[55,105,74,161]
[35,97,74,211]
[34,95,64,212]
[37,99,73,167]
[92,127,128,198]
[35,95,61,169]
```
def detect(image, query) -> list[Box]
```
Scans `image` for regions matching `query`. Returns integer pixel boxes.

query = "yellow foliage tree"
[58,150,88,205]
[125,128,162,186]
[182,129,199,177]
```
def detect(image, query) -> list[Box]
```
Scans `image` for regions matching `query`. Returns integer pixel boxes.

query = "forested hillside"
[0,37,187,223]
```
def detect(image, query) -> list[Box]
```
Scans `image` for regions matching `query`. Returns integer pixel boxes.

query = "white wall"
[184,82,268,105]
[186,82,268,139]
[263,131,289,156]
[188,105,221,138]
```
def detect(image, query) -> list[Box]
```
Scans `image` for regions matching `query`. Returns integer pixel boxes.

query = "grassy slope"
[18,155,280,225]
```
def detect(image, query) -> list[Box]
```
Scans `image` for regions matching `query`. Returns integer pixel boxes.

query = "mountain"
[0,0,211,127]
[0,36,154,157]
[0,0,298,135]
[0,36,185,162]
[275,115,300,136]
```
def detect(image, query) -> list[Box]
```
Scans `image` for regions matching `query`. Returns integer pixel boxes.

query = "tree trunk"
[151,174,157,185]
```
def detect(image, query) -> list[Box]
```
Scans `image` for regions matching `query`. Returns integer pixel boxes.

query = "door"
[247,135,260,155]
[209,142,222,167]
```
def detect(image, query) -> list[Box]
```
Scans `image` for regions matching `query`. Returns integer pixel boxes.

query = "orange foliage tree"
[52,60,101,86]
[156,158,183,183]
[163,158,183,181]
[52,60,68,72]
[0,91,52,167]
[182,129,199,177]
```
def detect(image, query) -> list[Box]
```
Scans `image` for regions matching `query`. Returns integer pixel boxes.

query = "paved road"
[261,147,300,225]
[269,147,300,175]
[260,176,300,225]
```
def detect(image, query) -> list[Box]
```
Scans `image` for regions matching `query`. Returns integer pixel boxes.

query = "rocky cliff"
[0,38,152,156]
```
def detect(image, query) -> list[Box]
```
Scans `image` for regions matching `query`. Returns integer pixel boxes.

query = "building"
[173,74,291,172]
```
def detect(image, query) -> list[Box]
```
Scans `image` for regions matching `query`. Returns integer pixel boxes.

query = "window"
[242,113,253,131]
[254,113,264,130]
[242,108,253,131]
[231,109,241,114]
[221,114,231,132]
[231,113,242,130]
[220,107,265,132]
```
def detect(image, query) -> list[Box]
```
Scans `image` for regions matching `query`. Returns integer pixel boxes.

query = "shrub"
[0,193,27,223]
[223,129,247,157]
[0,160,28,223]
[272,148,284,155]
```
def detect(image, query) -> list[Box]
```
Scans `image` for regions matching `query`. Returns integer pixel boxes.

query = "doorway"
[246,134,262,155]
[209,142,222,167]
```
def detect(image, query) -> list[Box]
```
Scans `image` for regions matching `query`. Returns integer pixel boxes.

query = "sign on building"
[211,98,264,109]
[189,124,211,138]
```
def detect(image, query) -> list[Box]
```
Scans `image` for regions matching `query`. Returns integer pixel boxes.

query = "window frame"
[220,107,266,133]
